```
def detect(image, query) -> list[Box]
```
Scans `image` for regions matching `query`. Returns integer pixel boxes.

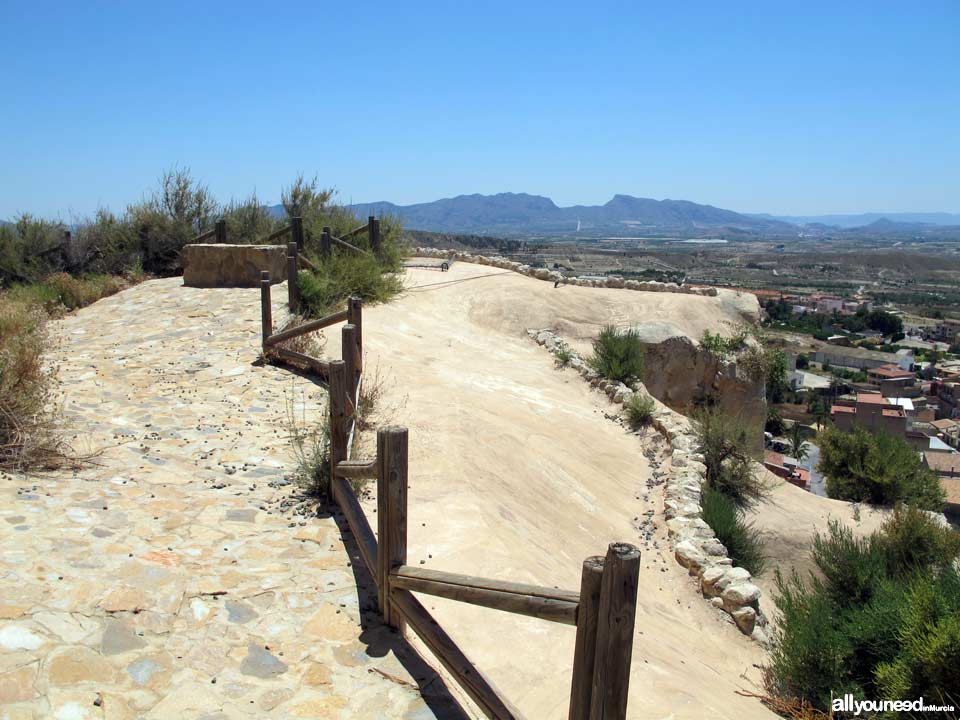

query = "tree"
[816,426,945,510]
[787,423,809,461]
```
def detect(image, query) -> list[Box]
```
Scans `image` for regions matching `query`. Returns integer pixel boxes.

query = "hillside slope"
[353,264,775,719]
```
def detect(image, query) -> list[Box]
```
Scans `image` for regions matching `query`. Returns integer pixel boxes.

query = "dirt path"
[0,279,464,719]
[355,264,776,719]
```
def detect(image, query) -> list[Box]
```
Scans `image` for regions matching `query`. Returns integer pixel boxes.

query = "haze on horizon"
[1,1,957,219]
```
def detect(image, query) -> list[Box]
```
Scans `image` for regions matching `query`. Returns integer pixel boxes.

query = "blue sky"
[1,1,958,218]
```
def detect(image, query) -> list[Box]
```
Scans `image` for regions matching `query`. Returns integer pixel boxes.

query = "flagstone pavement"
[0,278,467,720]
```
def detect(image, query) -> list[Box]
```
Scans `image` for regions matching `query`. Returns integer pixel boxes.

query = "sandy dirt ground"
[746,472,889,614]
[353,263,777,719]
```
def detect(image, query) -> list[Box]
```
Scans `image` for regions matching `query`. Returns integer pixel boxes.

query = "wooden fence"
[258,250,640,720]
[193,214,382,258]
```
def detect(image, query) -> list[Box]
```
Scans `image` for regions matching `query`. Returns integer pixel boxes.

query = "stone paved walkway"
[0,279,466,720]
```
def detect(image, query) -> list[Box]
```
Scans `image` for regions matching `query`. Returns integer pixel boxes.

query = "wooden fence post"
[569,555,605,720]
[373,218,382,256]
[321,227,332,257]
[347,297,362,376]
[287,242,299,311]
[589,543,640,720]
[368,215,380,255]
[377,426,408,631]
[329,360,348,485]
[342,324,358,406]
[215,218,226,244]
[291,216,304,251]
[260,271,272,346]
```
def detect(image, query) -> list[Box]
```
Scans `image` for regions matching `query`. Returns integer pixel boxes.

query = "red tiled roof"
[832,405,855,414]
[868,365,914,379]
[857,393,888,405]
[925,453,960,474]
[881,409,905,418]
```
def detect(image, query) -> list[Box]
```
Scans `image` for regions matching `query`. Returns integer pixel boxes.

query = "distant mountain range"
[343,193,796,236]
[755,212,960,228]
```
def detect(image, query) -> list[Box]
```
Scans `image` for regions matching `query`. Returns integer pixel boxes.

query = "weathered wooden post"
[377,426,408,631]
[368,215,381,255]
[215,218,226,244]
[569,555,605,720]
[329,360,348,485]
[347,297,363,376]
[260,271,272,346]
[321,227,332,257]
[373,218,382,256]
[286,242,299,311]
[342,324,358,406]
[589,543,640,720]
[291,216,304,251]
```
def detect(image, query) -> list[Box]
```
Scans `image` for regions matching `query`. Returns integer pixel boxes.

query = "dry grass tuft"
[0,296,71,469]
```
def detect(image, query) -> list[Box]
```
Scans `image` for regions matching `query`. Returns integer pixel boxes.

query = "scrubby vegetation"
[817,426,945,510]
[624,393,655,428]
[694,408,768,574]
[0,296,66,469]
[588,325,645,384]
[694,407,767,509]
[701,485,766,574]
[767,507,960,713]
[286,394,331,499]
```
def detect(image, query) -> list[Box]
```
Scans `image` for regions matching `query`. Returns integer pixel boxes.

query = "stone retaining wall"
[527,328,768,642]
[413,247,718,296]
[183,244,288,288]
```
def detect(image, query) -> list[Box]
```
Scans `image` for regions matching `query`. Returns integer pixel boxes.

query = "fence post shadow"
[326,504,471,720]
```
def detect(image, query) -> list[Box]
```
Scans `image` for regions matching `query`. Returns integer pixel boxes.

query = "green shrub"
[297,251,403,318]
[818,425,945,510]
[554,347,573,367]
[694,407,768,509]
[587,325,645,384]
[701,485,766,574]
[767,508,960,712]
[624,393,655,428]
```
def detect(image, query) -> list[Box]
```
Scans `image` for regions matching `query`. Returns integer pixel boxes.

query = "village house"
[831,393,907,435]
[866,364,918,396]
[813,343,913,372]
[923,452,960,521]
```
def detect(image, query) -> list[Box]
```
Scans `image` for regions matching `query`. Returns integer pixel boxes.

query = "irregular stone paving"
[0,278,466,720]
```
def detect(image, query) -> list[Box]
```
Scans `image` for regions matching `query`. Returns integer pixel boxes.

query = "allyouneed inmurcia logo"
[832,694,956,715]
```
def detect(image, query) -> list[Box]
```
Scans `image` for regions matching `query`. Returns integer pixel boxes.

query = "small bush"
[554,347,573,367]
[701,485,766,574]
[817,425,945,510]
[286,394,331,499]
[767,508,960,712]
[694,407,768,509]
[297,252,403,319]
[0,295,65,469]
[624,393,655,428]
[588,325,645,384]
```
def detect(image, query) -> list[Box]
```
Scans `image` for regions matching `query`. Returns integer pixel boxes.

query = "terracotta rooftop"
[930,418,959,431]
[857,393,888,405]
[942,478,960,507]
[831,405,855,414]
[868,365,914,379]
[881,408,905,418]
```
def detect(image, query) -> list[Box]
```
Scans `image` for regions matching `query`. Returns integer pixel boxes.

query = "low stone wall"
[413,247,718,296]
[183,244,288,288]
[528,328,768,642]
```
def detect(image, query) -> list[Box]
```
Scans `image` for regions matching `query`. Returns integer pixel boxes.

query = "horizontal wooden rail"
[298,253,318,272]
[391,566,579,626]
[273,347,330,374]
[331,234,369,255]
[264,309,349,347]
[194,228,216,243]
[262,224,292,244]
[335,458,377,480]
[390,587,525,720]
[331,475,378,576]
[340,221,370,240]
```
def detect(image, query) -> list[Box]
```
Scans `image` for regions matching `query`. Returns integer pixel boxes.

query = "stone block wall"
[183,244,288,288]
